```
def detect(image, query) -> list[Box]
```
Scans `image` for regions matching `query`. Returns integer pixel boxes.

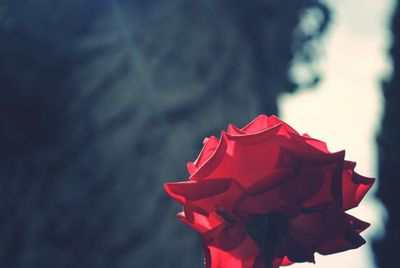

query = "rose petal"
[280,256,294,266]
[271,116,299,136]
[342,164,375,210]
[285,204,345,254]
[227,123,282,145]
[285,203,368,258]
[317,233,366,255]
[253,255,294,268]
[165,178,244,216]
[276,147,345,168]
[165,179,232,202]
[281,163,326,206]
[191,135,220,170]
[186,162,197,175]
[236,187,282,216]
[177,210,223,234]
[302,160,344,207]
[234,168,299,216]
[239,115,298,135]
[289,210,341,240]
[190,132,229,181]
[241,114,270,133]
[206,235,260,268]
[227,123,245,135]
[346,213,370,233]
[203,222,247,251]
[246,168,294,195]
[204,132,294,188]
[302,135,330,153]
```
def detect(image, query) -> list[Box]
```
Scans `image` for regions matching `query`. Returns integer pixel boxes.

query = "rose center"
[244,212,289,268]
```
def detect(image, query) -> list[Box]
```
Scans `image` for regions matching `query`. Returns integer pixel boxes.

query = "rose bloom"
[165,115,374,268]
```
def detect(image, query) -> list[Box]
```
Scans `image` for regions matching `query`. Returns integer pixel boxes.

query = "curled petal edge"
[190,132,229,181]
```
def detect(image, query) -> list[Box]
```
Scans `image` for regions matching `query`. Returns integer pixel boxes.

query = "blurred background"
[0,0,398,267]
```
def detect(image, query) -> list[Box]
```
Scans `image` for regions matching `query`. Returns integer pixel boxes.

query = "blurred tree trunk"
[0,1,329,267]
[374,1,400,267]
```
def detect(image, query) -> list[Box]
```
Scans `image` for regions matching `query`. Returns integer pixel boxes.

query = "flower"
[165,115,374,268]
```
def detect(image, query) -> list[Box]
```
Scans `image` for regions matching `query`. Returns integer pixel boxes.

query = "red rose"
[165,115,374,268]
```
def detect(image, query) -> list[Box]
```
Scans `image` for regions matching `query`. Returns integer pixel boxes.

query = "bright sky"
[278,0,394,267]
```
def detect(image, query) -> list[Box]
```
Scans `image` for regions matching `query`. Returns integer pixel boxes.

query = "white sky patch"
[278,0,394,267]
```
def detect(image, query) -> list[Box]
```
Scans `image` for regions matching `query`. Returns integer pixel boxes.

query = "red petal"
[236,187,282,216]
[165,178,244,215]
[227,123,245,135]
[342,165,375,210]
[206,235,260,268]
[186,162,197,175]
[203,222,247,251]
[271,116,299,136]
[190,132,228,180]
[165,179,232,202]
[246,168,294,195]
[227,123,282,145]
[177,210,223,234]
[303,160,344,207]
[289,132,330,153]
[235,168,299,216]
[302,136,329,153]
[317,234,366,255]
[281,164,326,206]
[276,148,345,168]
[239,115,297,135]
[253,256,294,268]
[204,131,292,188]
[316,214,368,256]
[192,135,220,169]
[289,204,346,240]
[346,213,370,233]
[280,256,294,266]
[284,204,342,258]
[274,148,345,208]
[241,114,270,133]
[285,203,368,258]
